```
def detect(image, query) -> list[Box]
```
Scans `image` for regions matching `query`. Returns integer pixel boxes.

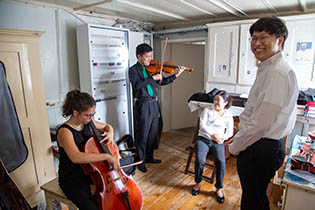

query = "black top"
[57,124,92,183]
[128,62,176,99]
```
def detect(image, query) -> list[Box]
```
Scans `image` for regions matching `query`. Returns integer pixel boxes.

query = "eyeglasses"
[81,112,96,119]
[249,35,272,43]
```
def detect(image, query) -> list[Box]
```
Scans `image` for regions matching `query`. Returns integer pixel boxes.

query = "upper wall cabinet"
[206,14,315,94]
[207,23,257,88]
[207,25,239,84]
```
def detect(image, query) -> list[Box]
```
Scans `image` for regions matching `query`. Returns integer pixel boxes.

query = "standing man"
[229,17,298,210]
[129,43,185,173]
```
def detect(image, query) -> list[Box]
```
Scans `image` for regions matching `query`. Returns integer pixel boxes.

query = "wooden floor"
[133,127,282,210]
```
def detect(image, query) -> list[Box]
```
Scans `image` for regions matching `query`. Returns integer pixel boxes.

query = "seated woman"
[192,90,233,204]
[57,89,120,209]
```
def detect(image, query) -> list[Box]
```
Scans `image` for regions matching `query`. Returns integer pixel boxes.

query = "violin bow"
[160,37,169,76]
[120,160,144,169]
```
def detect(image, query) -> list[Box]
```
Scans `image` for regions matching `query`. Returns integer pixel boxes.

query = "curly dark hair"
[62,89,96,117]
[249,16,288,49]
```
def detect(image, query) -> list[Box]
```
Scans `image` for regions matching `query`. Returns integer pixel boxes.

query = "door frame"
[160,37,208,131]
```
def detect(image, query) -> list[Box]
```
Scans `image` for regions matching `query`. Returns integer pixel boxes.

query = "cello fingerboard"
[89,121,113,156]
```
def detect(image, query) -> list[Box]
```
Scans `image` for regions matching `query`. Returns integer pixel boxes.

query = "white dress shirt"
[229,52,299,155]
[198,107,234,141]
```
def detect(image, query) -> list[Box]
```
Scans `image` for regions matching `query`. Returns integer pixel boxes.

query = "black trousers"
[134,100,159,163]
[194,136,226,189]
[237,137,286,210]
[59,176,98,210]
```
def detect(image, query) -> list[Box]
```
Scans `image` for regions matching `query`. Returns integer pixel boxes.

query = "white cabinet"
[76,24,131,140]
[208,25,239,84]
[206,22,256,94]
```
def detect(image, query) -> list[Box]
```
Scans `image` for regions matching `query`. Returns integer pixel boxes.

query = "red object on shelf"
[307,101,315,112]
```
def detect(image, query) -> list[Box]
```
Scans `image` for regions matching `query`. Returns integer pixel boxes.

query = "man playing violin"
[129,43,185,173]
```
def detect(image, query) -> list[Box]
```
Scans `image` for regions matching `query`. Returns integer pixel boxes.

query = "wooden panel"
[0,51,28,118]
[10,128,38,196]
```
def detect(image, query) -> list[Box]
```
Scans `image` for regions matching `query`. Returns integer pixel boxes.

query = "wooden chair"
[184,116,239,183]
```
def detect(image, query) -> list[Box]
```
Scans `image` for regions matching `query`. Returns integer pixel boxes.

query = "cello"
[80,121,143,210]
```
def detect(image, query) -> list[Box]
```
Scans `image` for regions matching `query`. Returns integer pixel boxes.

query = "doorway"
[161,40,205,131]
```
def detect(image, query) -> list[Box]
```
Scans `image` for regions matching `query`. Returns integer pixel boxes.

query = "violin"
[80,121,143,210]
[291,144,315,173]
[290,132,315,174]
[146,59,194,74]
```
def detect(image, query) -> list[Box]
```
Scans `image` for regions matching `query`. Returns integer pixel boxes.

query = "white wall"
[0,0,59,101]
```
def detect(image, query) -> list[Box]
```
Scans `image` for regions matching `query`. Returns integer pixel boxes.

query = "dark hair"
[215,90,232,109]
[249,16,288,49]
[62,89,96,117]
[136,43,153,57]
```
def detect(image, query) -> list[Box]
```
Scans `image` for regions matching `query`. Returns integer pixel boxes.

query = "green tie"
[142,66,154,97]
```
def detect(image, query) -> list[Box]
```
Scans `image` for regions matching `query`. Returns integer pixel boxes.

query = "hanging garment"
[0,61,28,172]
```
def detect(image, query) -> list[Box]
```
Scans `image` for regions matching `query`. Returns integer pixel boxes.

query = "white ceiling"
[30,0,315,29]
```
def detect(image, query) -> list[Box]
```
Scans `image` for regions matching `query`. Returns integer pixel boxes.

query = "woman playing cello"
[57,89,120,209]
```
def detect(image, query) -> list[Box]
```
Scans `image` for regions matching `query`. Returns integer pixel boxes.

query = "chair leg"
[209,167,215,184]
[184,150,194,174]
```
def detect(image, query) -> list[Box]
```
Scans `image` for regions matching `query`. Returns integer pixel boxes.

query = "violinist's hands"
[175,66,185,78]
[105,154,120,170]
[152,73,162,82]
[211,133,224,144]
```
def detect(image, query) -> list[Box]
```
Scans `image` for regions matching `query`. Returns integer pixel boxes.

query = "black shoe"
[145,158,162,164]
[137,164,147,173]
[191,188,200,196]
[215,191,225,203]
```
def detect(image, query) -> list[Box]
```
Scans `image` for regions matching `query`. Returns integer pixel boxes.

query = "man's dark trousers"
[237,137,285,210]
[134,99,159,163]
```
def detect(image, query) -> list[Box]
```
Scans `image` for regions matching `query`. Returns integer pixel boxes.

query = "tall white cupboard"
[0,28,56,207]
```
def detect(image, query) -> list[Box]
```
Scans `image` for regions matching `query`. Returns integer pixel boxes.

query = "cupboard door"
[285,20,315,89]
[238,24,257,85]
[0,29,56,207]
[0,43,39,198]
[208,25,239,84]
